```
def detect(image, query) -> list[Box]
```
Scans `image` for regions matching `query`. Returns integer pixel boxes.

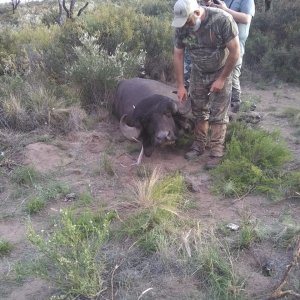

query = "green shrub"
[25,197,45,215]
[69,35,145,111]
[212,123,292,199]
[138,0,173,17]
[245,0,300,83]
[0,240,14,257]
[84,4,174,80]
[43,21,84,81]
[26,209,113,299]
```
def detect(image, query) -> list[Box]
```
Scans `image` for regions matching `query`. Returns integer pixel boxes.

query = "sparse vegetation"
[100,153,115,177]
[11,166,40,186]
[26,209,114,299]
[24,181,70,214]
[79,190,94,204]
[0,240,14,257]
[165,227,245,300]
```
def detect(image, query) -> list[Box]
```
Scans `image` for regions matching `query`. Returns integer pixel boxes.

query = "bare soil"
[0,82,300,300]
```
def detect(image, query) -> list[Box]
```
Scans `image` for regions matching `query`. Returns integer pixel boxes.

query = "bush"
[26,209,114,299]
[211,122,293,199]
[69,34,145,111]
[84,4,174,80]
[124,169,187,252]
[245,0,300,83]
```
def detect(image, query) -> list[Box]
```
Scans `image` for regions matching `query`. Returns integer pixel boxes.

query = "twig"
[137,288,154,300]
[232,186,254,203]
[267,236,300,299]
[111,264,119,300]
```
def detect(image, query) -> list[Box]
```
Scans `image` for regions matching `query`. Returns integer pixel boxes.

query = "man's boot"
[185,120,209,160]
[205,124,227,169]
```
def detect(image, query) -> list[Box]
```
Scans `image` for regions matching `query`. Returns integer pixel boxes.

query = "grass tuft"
[124,168,186,252]
[11,166,40,187]
[25,182,70,215]
[167,226,245,300]
[79,190,94,204]
[0,240,14,257]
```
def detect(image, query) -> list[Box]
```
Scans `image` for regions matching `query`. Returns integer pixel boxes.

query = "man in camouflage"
[172,0,240,168]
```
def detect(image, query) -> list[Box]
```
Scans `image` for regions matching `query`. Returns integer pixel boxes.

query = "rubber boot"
[205,124,227,169]
[184,120,209,160]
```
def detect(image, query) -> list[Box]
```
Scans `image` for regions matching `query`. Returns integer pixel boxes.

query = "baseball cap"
[172,0,200,28]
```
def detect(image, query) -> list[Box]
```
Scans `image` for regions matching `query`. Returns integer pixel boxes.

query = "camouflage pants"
[185,49,239,105]
[189,68,232,124]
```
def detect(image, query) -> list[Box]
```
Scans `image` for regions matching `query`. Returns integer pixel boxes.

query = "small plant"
[11,166,40,186]
[239,95,260,112]
[26,209,114,299]
[237,216,261,249]
[100,153,115,177]
[25,182,70,214]
[0,240,14,257]
[135,165,152,179]
[25,197,45,215]
[79,190,94,204]
[124,168,186,252]
[172,227,245,300]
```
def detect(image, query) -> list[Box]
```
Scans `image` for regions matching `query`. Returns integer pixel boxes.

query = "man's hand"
[177,85,188,103]
[210,78,225,93]
[211,1,228,10]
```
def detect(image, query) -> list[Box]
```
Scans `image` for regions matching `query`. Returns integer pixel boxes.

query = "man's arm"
[174,47,188,102]
[209,1,252,24]
[210,35,240,92]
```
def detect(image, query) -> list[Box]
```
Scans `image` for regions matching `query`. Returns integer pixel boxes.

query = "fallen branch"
[267,236,300,299]
[232,186,255,203]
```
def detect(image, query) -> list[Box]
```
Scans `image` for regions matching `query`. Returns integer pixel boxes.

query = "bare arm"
[174,47,188,102]
[210,35,240,92]
[209,1,252,24]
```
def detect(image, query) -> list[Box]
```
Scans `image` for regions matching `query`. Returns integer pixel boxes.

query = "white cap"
[172,0,199,28]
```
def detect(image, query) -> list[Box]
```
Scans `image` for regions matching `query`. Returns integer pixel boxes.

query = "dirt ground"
[0,82,300,300]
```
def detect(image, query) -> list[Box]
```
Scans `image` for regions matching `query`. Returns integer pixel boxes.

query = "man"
[172,0,240,167]
[210,0,255,112]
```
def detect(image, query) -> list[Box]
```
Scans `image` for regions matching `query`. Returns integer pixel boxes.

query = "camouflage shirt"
[174,7,238,74]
